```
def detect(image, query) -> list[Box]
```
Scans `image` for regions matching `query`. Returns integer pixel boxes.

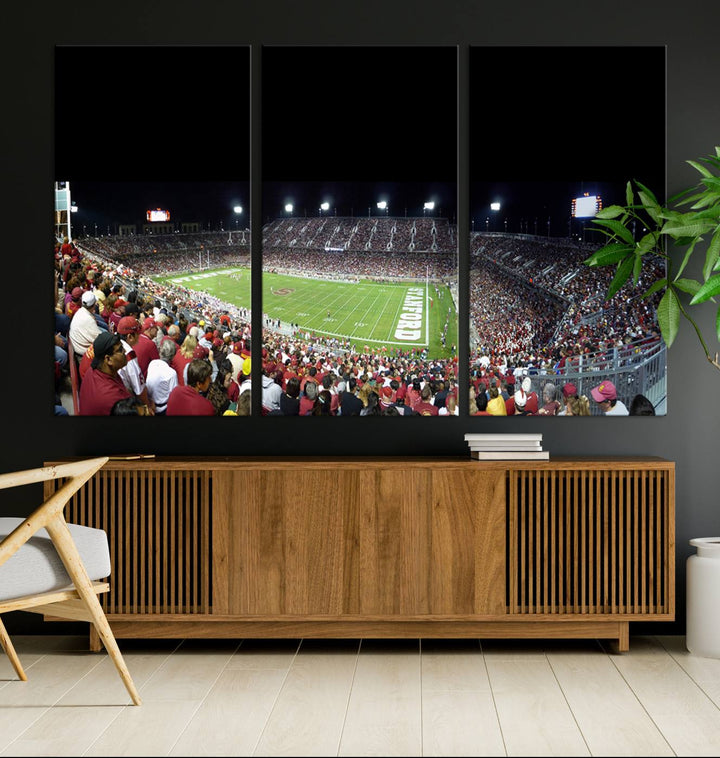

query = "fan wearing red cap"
[65,285,85,319]
[590,380,629,416]
[116,316,155,414]
[556,382,578,416]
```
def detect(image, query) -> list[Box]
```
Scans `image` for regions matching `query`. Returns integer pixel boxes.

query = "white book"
[464,433,543,442]
[471,450,550,460]
[468,442,543,451]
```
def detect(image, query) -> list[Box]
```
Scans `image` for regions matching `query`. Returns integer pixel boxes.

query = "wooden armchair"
[0,457,141,705]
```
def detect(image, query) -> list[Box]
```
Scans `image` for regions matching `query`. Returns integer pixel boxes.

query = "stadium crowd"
[53,219,662,417]
[468,232,663,393]
[262,216,455,253]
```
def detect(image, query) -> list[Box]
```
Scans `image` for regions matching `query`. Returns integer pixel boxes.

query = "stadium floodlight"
[376,201,388,212]
[285,203,294,214]
[320,202,330,212]
[423,202,435,211]
[233,205,243,229]
[490,202,501,211]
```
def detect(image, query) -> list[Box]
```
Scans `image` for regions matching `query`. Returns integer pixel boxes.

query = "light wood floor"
[1,634,719,756]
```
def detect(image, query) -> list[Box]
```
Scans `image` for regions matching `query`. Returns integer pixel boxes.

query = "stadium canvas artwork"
[468,46,667,417]
[260,46,459,417]
[53,46,251,416]
[52,44,665,419]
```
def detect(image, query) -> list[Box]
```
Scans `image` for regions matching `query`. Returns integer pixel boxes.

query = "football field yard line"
[384,289,407,344]
[305,286,350,324]
[333,285,392,336]
[354,288,387,332]
[368,298,389,341]
[426,279,430,349]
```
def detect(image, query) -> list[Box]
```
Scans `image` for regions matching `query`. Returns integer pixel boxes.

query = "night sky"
[57,45,665,235]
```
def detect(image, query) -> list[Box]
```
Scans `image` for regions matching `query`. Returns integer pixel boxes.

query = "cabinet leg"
[606,622,630,654]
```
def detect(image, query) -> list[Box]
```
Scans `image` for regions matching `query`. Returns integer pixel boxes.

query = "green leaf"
[635,182,663,225]
[690,274,720,304]
[703,226,720,281]
[632,254,642,285]
[607,256,635,300]
[634,180,659,206]
[626,181,634,207]
[635,232,659,255]
[673,278,701,296]
[657,288,681,348]
[592,218,635,244]
[595,205,626,219]
[690,192,720,210]
[584,243,634,267]
[674,238,700,280]
[701,177,720,191]
[688,159,714,179]
[662,218,715,238]
[642,278,668,299]
[677,189,709,207]
[716,305,720,343]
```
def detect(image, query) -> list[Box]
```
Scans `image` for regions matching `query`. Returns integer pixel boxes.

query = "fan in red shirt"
[133,319,160,377]
[413,385,439,415]
[166,359,215,416]
[79,332,132,415]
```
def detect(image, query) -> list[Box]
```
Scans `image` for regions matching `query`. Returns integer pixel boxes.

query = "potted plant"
[584,146,720,372]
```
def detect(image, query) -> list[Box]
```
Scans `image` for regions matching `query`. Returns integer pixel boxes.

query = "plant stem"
[675,296,720,373]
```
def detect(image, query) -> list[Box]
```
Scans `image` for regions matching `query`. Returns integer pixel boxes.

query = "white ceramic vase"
[686,537,720,658]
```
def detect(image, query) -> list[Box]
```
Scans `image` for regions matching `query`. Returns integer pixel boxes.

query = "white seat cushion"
[0,517,111,602]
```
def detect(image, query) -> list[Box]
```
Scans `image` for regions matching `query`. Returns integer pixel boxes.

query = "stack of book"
[464,433,549,460]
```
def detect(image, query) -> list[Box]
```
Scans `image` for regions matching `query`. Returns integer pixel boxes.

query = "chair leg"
[45,517,142,705]
[0,616,27,681]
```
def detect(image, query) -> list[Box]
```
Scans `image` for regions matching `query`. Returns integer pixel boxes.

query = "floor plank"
[546,642,673,756]
[485,650,590,756]
[254,639,360,757]
[168,668,288,757]
[83,700,204,757]
[658,634,720,708]
[605,636,720,757]
[421,639,505,757]
[339,640,422,757]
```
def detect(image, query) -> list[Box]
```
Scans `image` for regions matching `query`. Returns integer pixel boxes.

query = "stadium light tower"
[319,201,330,216]
[490,201,501,232]
[233,205,243,229]
[285,203,294,216]
[423,201,435,216]
[377,200,388,215]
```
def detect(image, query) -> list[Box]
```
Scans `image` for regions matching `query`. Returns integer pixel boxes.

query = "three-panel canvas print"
[54,45,666,417]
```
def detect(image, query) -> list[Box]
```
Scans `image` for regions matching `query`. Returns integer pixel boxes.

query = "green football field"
[157,266,457,359]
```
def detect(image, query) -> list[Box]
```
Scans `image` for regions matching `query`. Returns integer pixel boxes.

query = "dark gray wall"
[3,1,719,635]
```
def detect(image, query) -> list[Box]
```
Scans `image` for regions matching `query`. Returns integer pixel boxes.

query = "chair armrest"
[0,457,109,569]
[0,457,108,491]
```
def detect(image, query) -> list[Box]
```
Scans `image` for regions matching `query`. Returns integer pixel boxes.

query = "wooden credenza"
[44,457,675,651]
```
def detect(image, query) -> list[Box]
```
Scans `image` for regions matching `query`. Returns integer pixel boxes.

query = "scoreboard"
[571,194,602,218]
